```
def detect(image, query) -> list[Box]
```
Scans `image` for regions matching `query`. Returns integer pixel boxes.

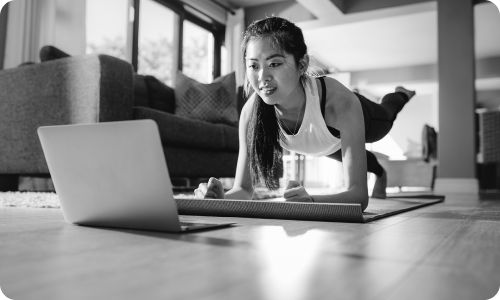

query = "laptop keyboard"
[179,221,212,230]
[180,221,200,227]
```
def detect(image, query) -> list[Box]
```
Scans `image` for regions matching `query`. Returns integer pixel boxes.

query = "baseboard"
[0,175,19,192]
[434,178,479,194]
[18,176,55,192]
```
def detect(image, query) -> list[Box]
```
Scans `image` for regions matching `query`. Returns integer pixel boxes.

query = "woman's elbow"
[350,187,369,212]
[226,186,254,200]
[360,194,369,212]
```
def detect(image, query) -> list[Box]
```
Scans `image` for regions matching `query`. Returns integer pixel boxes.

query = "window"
[85,0,129,60]
[85,0,224,85]
[182,20,214,83]
[138,0,178,85]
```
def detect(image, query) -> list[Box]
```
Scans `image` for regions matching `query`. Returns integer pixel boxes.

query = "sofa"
[0,49,240,191]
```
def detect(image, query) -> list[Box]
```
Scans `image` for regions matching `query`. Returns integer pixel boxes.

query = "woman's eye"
[247,64,258,70]
[269,62,282,68]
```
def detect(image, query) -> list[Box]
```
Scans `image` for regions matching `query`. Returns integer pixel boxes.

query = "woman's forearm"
[311,188,368,211]
[225,187,254,200]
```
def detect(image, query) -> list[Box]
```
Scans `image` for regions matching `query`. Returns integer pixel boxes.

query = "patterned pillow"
[175,72,238,126]
[39,45,70,62]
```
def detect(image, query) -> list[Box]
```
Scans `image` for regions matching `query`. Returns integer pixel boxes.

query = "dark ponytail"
[247,95,283,189]
[242,16,307,190]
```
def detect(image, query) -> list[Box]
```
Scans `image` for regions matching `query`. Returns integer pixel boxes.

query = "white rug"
[0,192,61,208]
[0,188,283,209]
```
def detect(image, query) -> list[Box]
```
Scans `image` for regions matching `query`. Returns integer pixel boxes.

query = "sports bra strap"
[318,77,341,138]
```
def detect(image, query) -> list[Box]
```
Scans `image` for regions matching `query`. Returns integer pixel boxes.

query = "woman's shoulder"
[317,76,353,98]
[317,77,356,107]
[316,76,360,126]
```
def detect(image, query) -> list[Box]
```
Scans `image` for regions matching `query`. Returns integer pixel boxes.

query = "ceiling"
[224,0,290,8]
[300,1,500,72]
[224,0,500,93]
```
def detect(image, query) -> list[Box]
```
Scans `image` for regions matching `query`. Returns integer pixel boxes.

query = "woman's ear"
[299,54,310,74]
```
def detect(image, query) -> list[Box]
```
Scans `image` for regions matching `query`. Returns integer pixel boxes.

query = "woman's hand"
[283,180,313,202]
[194,177,225,199]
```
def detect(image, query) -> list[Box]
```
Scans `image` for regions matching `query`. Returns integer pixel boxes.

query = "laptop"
[37,119,234,233]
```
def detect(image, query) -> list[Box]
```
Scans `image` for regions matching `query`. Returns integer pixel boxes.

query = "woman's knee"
[365,121,393,143]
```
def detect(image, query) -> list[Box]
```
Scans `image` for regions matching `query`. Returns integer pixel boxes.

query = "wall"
[244,1,313,25]
[478,90,500,109]
[52,0,86,55]
[437,0,476,181]
[345,0,432,13]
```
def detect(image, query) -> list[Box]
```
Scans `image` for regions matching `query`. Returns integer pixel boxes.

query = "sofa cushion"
[175,71,238,126]
[133,106,238,151]
[163,147,238,178]
[134,74,150,107]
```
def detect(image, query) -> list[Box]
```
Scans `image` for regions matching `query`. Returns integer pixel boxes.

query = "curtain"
[224,8,244,86]
[3,0,85,69]
[0,2,10,69]
[52,0,85,55]
[4,0,44,68]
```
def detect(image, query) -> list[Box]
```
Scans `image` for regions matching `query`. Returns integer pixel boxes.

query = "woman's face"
[245,38,303,106]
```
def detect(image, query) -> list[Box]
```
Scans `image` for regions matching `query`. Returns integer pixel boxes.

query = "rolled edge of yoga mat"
[175,198,364,223]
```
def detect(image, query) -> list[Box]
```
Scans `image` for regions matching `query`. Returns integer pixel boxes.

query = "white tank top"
[278,77,341,157]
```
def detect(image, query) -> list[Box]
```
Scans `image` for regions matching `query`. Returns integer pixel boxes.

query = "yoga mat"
[0,192,444,223]
[175,195,445,223]
[363,195,445,222]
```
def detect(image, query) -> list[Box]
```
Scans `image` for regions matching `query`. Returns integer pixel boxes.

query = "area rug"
[0,192,60,208]
[0,192,445,223]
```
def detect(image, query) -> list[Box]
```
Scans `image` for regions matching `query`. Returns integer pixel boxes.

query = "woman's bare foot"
[395,86,416,100]
[372,170,387,199]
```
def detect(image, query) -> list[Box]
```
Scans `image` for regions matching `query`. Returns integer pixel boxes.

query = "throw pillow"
[145,75,176,113]
[175,71,238,126]
[39,45,70,62]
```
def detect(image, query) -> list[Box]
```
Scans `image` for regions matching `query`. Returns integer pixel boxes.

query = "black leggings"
[326,91,409,177]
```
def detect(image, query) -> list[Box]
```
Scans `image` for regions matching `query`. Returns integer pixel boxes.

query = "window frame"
[131,0,224,80]
[0,4,9,70]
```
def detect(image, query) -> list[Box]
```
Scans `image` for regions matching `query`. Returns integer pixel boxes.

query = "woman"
[195,16,414,211]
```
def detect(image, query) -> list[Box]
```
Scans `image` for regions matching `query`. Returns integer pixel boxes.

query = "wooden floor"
[1,192,500,300]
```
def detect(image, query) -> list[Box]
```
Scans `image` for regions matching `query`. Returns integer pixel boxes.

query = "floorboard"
[0,192,499,300]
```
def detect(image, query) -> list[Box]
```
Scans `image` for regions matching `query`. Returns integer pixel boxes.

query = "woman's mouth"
[260,87,277,96]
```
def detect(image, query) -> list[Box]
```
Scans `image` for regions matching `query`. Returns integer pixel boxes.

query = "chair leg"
[430,164,437,190]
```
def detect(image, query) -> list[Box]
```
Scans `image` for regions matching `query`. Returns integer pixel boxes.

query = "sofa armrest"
[0,54,134,174]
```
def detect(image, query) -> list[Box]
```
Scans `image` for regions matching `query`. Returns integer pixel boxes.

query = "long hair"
[241,16,308,189]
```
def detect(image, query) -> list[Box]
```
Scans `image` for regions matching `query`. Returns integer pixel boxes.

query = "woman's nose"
[258,67,271,82]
